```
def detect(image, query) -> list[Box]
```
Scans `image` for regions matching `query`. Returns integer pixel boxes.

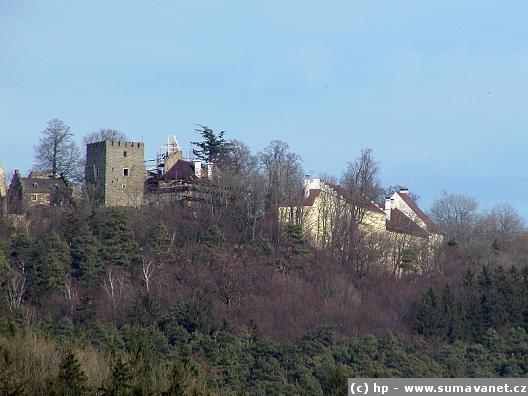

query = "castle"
[84,136,218,207]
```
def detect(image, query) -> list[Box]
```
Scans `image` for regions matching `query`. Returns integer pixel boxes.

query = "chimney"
[207,162,214,179]
[193,159,202,178]
[399,187,409,195]
[304,175,311,197]
[385,197,394,220]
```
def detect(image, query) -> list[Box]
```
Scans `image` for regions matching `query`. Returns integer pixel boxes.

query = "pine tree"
[461,267,474,288]
[103,358,132,396]
[508,266,524,327]
[47,350,88,395]
[26,231,70,303]
[440,284,462,342]
[71,224,101,288]
[94,208,138,270]
[400,248,419,273]
[284,223,309,257]
[0,345,26,395]
[414,288,440,337]
[191,124,231,163]
[200,225,225,250]
[149,221,173,260]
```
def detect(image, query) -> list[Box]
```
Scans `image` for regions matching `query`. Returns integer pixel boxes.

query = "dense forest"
[1,131,528,395]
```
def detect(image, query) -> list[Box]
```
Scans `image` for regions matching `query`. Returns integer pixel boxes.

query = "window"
[45,195,50,202]
[31,194,37,201]
[96,168,99,177]
[123,168,129,176]
[122,184,126,189]
[123,151,127,157]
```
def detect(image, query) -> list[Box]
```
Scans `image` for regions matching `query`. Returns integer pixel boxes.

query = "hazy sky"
[1,1,527,217]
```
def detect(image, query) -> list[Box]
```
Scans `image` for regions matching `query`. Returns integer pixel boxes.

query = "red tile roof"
[395,192,438,233]
[304,189,321,206]
[162,160,196,180]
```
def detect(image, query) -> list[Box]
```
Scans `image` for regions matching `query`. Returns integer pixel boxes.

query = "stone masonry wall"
[86,140,145,206]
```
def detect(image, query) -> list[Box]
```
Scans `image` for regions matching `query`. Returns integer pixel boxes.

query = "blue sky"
[1,1,527,217]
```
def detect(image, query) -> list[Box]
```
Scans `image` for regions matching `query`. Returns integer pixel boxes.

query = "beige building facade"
[0,165,6,197]
[279,179,443,274]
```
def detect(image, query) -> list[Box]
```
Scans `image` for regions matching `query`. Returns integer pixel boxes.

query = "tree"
[33,118,82,181]
[94,208,138,270]
[414,287,440,337]
[82,128,128,145]
[485,204,524,246]
[258,140,304,215]
[341,148,382,222]
[191,124,231,163]
[429,191,478,244]
[385,184,420,203]
[46,350,88,395]
[70,224,102,289]
[26,231,70,303]
[222,139,255,175]
[210,139,266,243]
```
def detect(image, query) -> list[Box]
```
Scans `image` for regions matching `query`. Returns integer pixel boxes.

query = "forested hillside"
[1,141,528,395]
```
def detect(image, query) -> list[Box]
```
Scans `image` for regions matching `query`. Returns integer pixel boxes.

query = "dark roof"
[162,160,196,180]
[20,177,68,193]
[386,208,428,238]
[396,192,438,233]
[28,171,54,179]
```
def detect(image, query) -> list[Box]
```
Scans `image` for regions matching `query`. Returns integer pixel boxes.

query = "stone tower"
[85,140,145,206]
[162,135,183,173]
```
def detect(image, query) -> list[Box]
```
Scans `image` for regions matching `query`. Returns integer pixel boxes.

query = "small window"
[31,194,37,201]
[45,195,50,202]
[123,168,129,176]
[122,184,126,189]
[96,168,99,176]
[123,151,127,157]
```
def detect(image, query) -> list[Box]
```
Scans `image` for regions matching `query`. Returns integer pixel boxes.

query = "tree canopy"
[191,124,231,163]
[82,128,128,145]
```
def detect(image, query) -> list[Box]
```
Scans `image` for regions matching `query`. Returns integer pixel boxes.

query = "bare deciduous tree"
[63,276,79,316]
[33,118,82,181]
[385,184,420,203]
[429,191,478,243]
[82,128,128,145]
[259,140,304,241]
[102,266,127,316]
[7,261,26,313]
[487,204,524,244]
[341,148,383,223]
[141,257,158,294]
